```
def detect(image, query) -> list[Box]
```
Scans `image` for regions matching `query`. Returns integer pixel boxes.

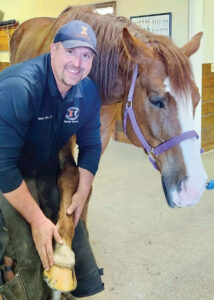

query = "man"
[0,20,103,299]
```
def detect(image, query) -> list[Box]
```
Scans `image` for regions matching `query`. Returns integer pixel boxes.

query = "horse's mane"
[51,7,192,100]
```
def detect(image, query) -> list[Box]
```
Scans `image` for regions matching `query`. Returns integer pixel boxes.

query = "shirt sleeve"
[0,77,34,193]
[76,89,102,175]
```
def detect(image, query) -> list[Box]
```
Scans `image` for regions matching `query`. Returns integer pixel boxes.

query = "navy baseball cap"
[54,20,97,54]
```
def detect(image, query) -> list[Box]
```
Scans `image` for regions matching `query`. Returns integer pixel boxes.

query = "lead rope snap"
[206,180,214,190]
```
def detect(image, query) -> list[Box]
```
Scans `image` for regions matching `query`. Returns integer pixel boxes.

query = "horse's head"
[122,28,207,208]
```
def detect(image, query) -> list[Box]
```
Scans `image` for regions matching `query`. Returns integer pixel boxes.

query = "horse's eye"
[149,96,165,109]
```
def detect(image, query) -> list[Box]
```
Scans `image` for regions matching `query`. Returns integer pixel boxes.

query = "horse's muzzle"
[161,175,207,208]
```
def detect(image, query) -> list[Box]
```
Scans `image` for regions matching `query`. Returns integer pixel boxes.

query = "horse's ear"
[181,32,203,57]
[122,27,154,64]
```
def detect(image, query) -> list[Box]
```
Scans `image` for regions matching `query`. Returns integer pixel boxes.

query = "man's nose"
[71,55,81,67]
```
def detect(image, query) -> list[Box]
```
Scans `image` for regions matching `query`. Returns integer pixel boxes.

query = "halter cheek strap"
[123,64,199,170]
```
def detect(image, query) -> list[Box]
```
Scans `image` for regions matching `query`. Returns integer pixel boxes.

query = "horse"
[7,5,207,297]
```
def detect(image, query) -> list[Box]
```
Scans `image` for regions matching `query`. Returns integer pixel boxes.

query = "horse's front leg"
[44,141,79,292]
[43,103,119,293]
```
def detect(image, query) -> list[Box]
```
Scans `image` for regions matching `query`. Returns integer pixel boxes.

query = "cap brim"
[62,40,97,55]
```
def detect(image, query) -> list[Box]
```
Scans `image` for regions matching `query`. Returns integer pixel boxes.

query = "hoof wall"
[43,265,77,292]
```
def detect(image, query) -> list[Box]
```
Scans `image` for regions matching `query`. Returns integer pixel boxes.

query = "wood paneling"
[0,31,9,50]
[202,75,214,88]
[201,127,214,151]
[202,64,212,75]
[202,87,214,101]
[0,62,10,72]
[0,23,19,74]
[202,100,214,115]
[0,22,19,51]
[202,114,214,130]
[202,63,214,151]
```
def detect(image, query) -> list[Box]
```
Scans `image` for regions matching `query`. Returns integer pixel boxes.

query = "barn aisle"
[82,139,214,300]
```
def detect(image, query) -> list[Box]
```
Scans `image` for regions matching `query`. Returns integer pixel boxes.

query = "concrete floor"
[82,139,214,300]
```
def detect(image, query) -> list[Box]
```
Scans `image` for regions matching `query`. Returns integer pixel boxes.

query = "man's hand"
[66,167,94,227]
[31,217,63,271]
[66,191,87,227]
[3,181,63,271]
[3,181,64,271]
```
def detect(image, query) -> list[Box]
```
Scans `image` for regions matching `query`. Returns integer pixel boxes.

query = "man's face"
[50,42,94,95]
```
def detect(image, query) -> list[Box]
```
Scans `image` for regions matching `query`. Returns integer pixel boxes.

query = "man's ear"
[50,43,56,57]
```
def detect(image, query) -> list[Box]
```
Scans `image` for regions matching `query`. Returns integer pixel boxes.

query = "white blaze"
[164,78,207,207]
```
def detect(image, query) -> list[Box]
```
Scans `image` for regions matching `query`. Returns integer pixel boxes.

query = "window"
[93,2,116,15]
[77,1,116,16]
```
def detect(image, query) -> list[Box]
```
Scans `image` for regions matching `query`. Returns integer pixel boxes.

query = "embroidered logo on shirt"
[38,115,53,120]
[65,107,80,123]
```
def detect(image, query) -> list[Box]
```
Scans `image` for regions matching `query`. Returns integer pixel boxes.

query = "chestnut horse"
[8,6,207,297]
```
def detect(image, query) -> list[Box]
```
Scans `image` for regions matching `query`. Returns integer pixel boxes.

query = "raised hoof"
[43,265,77,292]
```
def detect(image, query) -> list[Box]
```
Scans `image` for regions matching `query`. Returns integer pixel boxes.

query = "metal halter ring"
[126,101,132,108]
[148,148,158,163]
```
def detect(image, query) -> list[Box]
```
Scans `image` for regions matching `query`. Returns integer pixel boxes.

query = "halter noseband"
[123,64,199,170]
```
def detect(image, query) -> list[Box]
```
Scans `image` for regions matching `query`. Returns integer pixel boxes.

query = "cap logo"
[81,26,88,36]
[76,26,91,41]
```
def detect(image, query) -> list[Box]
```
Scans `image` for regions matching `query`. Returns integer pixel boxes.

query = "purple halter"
[123,64,199,170]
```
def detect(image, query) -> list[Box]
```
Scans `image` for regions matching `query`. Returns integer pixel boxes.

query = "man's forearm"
[66,167,95,225]
[3,180,46,226]
[77,167,94,199]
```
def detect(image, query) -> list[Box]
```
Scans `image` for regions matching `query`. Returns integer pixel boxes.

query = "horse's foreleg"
[44,141,79,293]
[43,103,119,293]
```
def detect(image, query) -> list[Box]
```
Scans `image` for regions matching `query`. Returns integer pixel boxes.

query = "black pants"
[0,171,104,299]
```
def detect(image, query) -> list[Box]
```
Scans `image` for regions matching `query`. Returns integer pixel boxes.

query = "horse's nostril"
[161,176,175,208]
[177,180,182,193]
[177,177,188,193]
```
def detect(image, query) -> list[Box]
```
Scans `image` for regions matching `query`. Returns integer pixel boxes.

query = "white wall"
[117,0,189,47]
[203,0,214,63]
[188,0,203,137]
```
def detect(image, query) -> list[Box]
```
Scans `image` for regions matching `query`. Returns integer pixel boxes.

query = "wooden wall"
[0,23,19,72]
[0,61,9,72]
[202,64,214,151]
[0,23,18,51]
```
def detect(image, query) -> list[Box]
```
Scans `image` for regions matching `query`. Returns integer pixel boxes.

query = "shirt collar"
[47,54,82,99]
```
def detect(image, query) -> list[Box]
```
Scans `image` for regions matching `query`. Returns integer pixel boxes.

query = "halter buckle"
[126,100,132,108]
[148,148,158,163]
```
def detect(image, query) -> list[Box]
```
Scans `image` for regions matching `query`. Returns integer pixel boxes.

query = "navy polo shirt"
[0,53,102,193]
